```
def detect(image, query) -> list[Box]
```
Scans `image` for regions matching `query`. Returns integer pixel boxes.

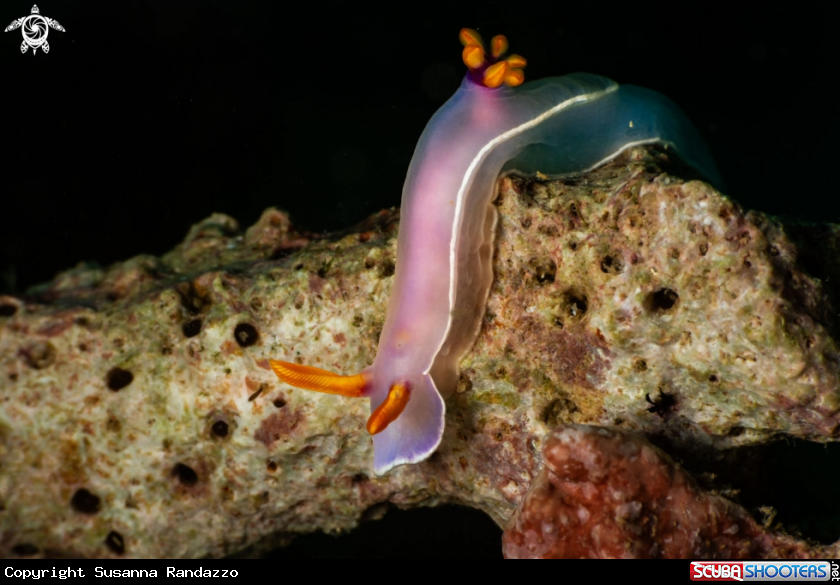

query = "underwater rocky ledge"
[2,146,840,558]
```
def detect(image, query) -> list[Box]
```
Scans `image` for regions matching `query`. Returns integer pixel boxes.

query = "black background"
[1,0,838,558]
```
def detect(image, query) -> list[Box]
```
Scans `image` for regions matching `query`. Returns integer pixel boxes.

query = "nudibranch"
[270,29,722,475]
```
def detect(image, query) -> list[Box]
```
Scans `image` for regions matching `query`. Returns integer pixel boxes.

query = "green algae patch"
[472,387,521,410]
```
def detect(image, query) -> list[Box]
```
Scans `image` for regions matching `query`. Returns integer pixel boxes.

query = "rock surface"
[1,146,839,558]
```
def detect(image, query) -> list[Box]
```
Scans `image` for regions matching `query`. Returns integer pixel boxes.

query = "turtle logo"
[4,5,65,55]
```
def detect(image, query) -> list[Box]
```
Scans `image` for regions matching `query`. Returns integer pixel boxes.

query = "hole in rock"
[71,488,101,514]
[600,254,625,274]
[211,420,229,438]
[173,463,198,486]
[106,367,133,391]
[528,257,556,284]
[378,260,395,278]
[556,290,588,324]
[234,323,259,347]
[182,319,202,338]
[105,531,125,554]
[646,288,679,312]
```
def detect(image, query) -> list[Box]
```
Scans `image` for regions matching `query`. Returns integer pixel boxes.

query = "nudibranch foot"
[268,360,367,397]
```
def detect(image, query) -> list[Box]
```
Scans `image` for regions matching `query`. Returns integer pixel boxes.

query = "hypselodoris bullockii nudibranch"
[270,29,722,475]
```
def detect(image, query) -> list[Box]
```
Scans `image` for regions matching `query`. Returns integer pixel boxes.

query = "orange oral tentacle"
[482,60,510,88]
[269,360,366,397]
[366,383,411,435]
[490,34,508,58]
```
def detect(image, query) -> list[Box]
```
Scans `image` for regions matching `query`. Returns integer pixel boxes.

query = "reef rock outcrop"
[2,147,839,558]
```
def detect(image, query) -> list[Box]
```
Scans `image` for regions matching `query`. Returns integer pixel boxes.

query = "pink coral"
[503,425,815,559]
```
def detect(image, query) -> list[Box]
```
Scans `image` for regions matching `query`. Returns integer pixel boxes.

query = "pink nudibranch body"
[271,31,721,475]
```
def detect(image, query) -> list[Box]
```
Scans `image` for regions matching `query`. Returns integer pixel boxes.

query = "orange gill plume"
[458,27,527,87]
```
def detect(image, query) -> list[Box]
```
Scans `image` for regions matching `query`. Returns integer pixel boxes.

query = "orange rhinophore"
[268,360,367,397]
[458,28,526,88]
[366,383,411,435]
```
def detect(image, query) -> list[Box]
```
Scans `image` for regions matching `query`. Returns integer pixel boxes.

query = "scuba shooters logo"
[691,563,745,581]
[691,561,835,581]
[4,4,65,54]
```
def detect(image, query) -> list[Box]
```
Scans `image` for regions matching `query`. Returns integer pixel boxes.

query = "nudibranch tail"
[459,27,526,87]
[268,360,367,397]
[366,382,411,435]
